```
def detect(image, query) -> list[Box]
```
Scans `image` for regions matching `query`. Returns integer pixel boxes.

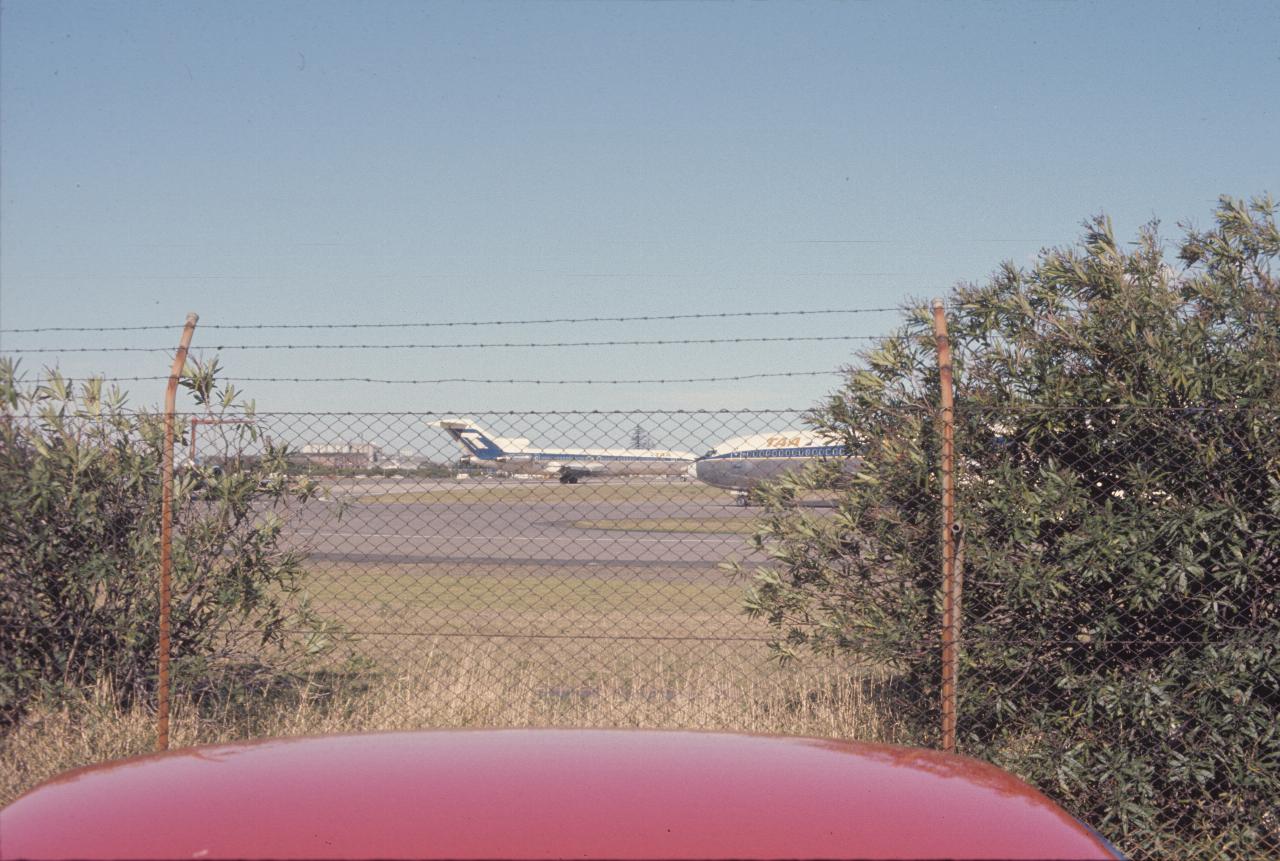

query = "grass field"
[303,561,755,639]
[1,549,907,806]
[298,560,813,706]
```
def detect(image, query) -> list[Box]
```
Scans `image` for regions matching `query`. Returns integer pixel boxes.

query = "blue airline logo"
[453,428,505,459]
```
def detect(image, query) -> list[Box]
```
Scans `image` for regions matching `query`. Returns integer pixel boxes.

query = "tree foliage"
[0,358,338,727]
[739,196,1279,855]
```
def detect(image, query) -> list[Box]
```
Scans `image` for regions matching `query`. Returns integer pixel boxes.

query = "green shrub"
[0,359,339,727]
[737,195,1279,856]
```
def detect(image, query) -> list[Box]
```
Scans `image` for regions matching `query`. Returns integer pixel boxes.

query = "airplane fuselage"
[472,447,696,481]
[692,431,856,500]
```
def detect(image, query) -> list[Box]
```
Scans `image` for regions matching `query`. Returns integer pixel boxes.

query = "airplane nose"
[686,462,701,480]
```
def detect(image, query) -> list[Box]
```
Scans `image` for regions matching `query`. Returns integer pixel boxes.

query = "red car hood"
[1,729,1118,859]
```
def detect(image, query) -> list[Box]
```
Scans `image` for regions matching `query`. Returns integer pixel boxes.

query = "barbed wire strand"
[7,407,833,418]
[5,335,881,354]
[86,371,844,385]
[1,307,906,335]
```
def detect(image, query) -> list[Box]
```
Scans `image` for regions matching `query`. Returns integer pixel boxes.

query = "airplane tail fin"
[432,420,507,460]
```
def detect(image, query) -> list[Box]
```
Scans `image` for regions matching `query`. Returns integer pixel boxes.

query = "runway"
[280,476,763,574]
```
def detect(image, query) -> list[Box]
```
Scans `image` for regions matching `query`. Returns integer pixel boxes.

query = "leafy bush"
[0,359,339,727]
[738,196,1279,855]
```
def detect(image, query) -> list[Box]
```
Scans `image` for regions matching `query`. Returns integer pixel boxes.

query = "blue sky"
[2,0,1276,416]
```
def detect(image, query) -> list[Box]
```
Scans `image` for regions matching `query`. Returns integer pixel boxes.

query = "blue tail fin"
[435,421,506,460]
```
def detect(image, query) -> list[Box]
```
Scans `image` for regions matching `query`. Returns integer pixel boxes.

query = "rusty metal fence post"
[158,313,198,751]
[932,299,960,753]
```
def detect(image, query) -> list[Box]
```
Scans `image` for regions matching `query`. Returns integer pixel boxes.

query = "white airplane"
[691,429,858,504]
[432,419,697,484]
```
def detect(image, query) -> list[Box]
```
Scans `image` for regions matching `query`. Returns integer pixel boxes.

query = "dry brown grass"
[0,645,903,807]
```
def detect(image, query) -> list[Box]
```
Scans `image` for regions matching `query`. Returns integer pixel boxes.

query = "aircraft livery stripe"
[524,452,690,462]
[709,446,846,459]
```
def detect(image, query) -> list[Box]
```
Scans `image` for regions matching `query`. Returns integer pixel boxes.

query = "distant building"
[376,457,420,471]
[374,448,422,471]
[297,441,382,469]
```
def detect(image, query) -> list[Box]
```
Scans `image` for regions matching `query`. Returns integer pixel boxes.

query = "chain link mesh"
[247,409,865,734]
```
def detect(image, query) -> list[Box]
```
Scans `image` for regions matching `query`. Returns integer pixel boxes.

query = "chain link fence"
[240,409,873,734]
[4,404,1276,859]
